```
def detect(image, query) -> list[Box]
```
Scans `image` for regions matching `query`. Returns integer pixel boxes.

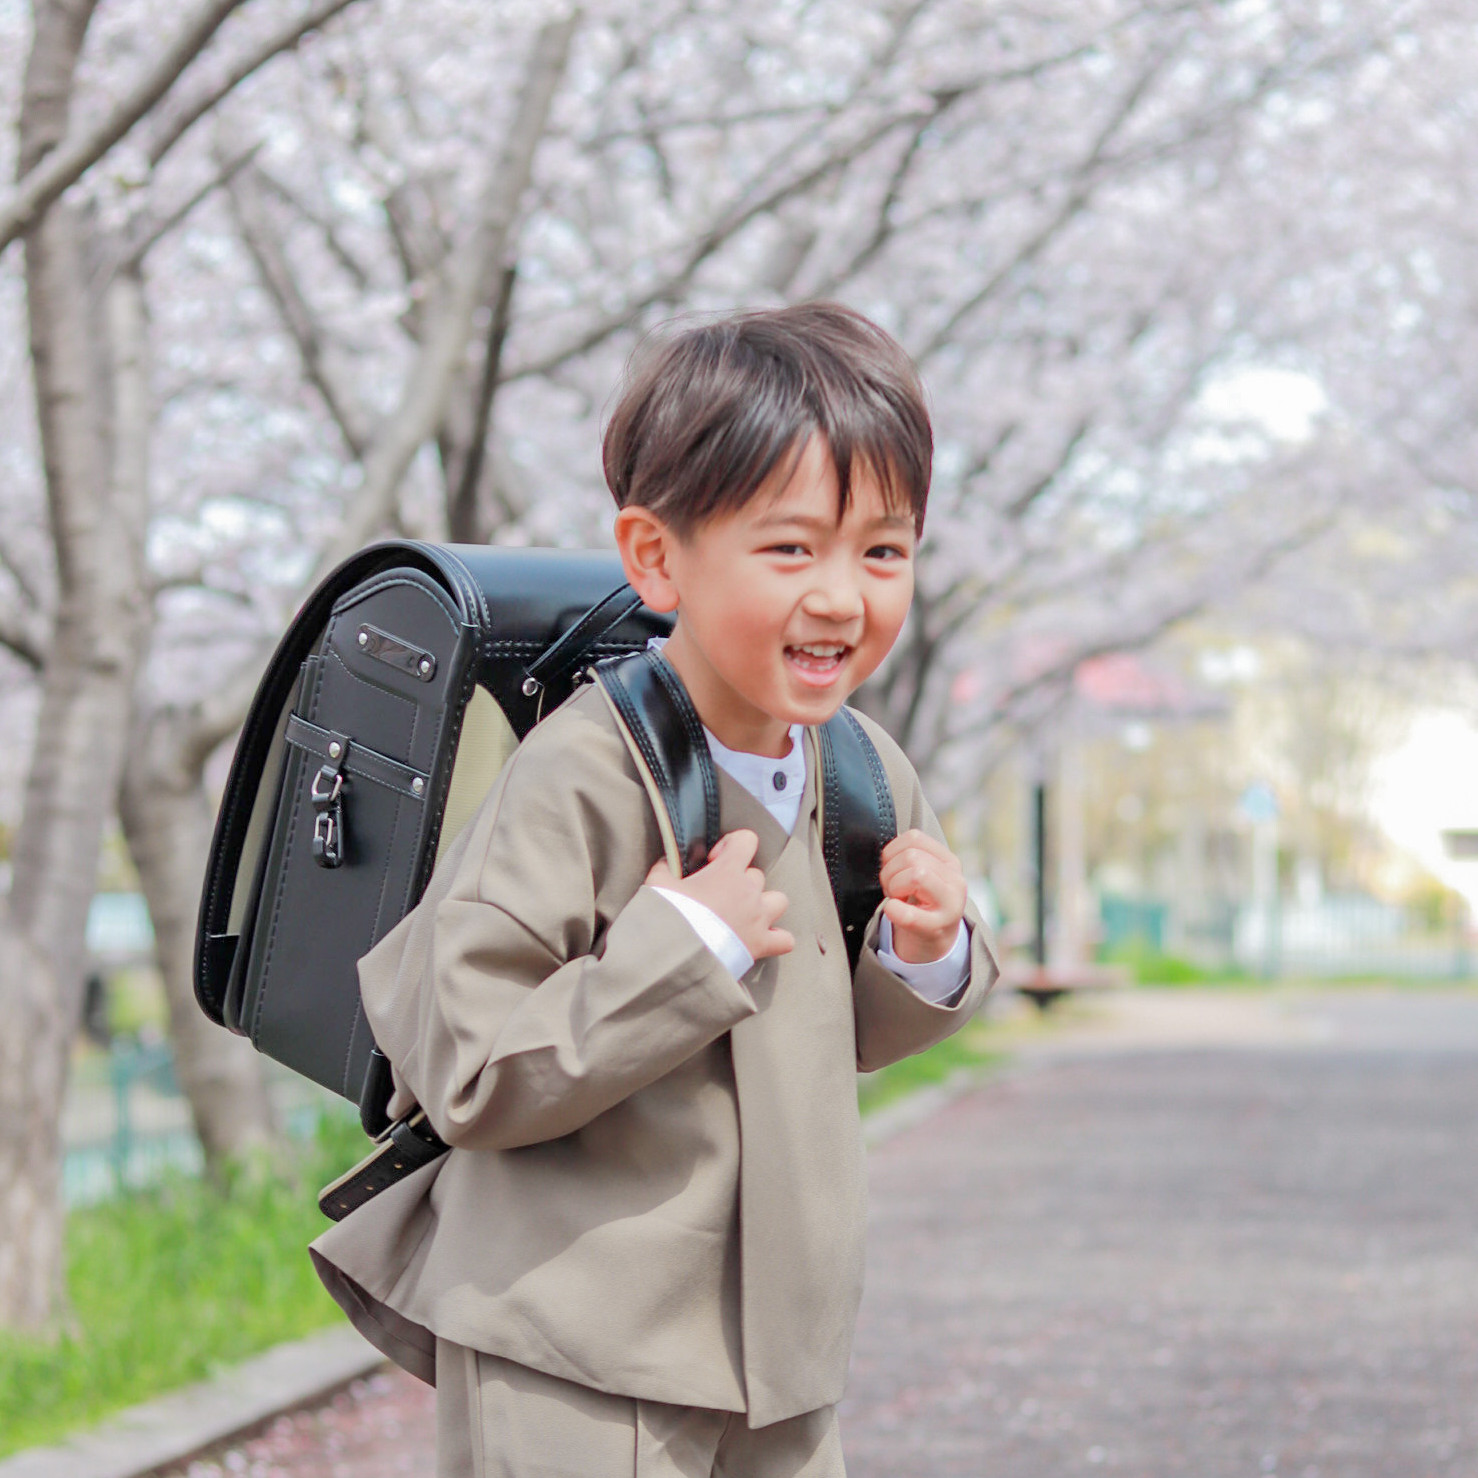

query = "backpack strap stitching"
[818,706,897,973]
[842,707,896,835]
[592,652,720,877]
[643,651,722,852]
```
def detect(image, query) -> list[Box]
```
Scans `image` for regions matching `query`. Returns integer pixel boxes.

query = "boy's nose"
[801,573,864,622]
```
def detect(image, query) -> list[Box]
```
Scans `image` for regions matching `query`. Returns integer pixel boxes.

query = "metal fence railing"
[62,1044,339,1207]
[1099,891,1474,981]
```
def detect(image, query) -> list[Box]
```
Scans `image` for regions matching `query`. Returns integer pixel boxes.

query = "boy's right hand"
[646,829,794,961]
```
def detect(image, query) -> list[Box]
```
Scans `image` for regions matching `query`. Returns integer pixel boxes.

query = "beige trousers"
[435,1341,846,1478]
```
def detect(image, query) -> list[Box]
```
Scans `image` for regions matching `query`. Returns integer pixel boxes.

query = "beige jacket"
[311,684,996,1428]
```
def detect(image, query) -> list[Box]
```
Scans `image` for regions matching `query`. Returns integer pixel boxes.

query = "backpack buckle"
[310,758,347,868]
[312,807,342,868]
[310,766,344,806]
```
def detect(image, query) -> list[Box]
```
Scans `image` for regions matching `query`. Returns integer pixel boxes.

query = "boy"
[310,303,997,1476]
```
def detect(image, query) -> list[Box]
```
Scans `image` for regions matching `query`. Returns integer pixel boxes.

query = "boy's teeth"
[787,642,848,675]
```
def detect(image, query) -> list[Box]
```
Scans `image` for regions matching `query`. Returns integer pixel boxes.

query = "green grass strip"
[0,1114,368,1459]
[857,1019,1003,1115]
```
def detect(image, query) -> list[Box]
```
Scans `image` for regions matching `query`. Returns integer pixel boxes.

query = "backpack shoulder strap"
[816,707,898,972]
[592,650,721,877]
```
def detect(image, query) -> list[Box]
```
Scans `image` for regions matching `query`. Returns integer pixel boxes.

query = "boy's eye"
[765,543,810,557]
[866,544,911,561]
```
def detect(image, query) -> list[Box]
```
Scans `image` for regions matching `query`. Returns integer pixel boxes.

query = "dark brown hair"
[602,302,932,536]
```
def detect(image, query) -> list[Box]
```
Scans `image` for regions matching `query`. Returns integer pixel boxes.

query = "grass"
[1098,940,1253,987]
[0,1112,370,1459]
[857,1018,1004,1115]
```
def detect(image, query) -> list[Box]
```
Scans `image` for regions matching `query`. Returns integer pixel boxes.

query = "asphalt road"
[166,990,1478,1478]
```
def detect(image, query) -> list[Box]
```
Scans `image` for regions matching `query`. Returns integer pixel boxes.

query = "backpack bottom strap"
[317,1110,450,1222]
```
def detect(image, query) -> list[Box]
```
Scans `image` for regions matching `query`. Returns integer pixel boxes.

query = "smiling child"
[310,303,998,1477]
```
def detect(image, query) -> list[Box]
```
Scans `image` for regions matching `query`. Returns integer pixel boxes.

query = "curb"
[862,1065,994,1147]
[0,1325,385,1478]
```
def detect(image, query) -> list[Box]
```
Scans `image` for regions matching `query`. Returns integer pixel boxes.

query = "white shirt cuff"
[650,887,755,981]
[877,917,971,1004]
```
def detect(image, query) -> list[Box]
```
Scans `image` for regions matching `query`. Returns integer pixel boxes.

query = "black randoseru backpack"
[194,541,895,1217]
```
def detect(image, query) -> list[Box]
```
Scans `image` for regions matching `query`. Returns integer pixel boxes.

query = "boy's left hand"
[879,830,967,964]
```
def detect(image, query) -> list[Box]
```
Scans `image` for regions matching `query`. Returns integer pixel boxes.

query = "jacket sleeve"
[355,701,758,1150]
[845,712,999,1073]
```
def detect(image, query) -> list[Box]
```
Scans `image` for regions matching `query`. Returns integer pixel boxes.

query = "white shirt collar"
[704,724,807,835]
[703,722,806,788]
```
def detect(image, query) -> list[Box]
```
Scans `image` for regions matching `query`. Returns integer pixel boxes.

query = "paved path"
[842,1045,1478,1476]
[166,990,1478,1477]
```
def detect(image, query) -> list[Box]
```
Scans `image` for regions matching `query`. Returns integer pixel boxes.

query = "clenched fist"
[879,829,967,964]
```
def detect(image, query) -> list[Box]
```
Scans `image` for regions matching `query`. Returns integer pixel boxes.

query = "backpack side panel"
[238,570,470,1098]
[196,541,447,1025]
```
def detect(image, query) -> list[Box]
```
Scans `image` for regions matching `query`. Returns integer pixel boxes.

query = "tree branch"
[253,165,373,290]
[172,1,577,770]
[0,527,50,619]
[1003,414,1096,521]
[184,659,274,771]
[449,263,518,544]
[917,39,1178,361]
[116,140,262,272]
[807,105,943,298]
[314,11,579,575]
[504,103,930,381]
[0,0,246,255]
[0,607,47,672]
[146,0,364,169]
[226,163,370,458]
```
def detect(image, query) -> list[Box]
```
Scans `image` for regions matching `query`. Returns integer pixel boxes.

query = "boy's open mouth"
[784,642,851,684]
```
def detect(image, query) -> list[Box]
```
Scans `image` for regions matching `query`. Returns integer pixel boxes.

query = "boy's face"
[617,436,916,756]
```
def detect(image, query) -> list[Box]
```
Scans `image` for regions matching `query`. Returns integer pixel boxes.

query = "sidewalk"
[841,995,1478,1476]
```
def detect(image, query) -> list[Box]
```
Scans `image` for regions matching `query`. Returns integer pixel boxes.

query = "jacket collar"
[712,731,820,876]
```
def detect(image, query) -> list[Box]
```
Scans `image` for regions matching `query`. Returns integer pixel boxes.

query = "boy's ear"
[613,505,681,614]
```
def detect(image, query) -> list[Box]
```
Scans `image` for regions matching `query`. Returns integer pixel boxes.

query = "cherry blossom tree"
[7,0,1478,1332]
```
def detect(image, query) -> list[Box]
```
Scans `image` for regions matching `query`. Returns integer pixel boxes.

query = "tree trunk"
[0,1,151,1330]
[3,0,370,1332]
[0,912,68,1332]
[0,204,152,1333]
[444,263,517,544]
[119,715,275,1164]
[112,258,275,1166]
[318,13,578,569]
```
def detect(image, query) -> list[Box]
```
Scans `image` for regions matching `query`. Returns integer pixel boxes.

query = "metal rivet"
[411,777,424,796]
[418,656,433,676]
[357,630,369,647]
[328,741,342,759]
[522,676,540,697]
